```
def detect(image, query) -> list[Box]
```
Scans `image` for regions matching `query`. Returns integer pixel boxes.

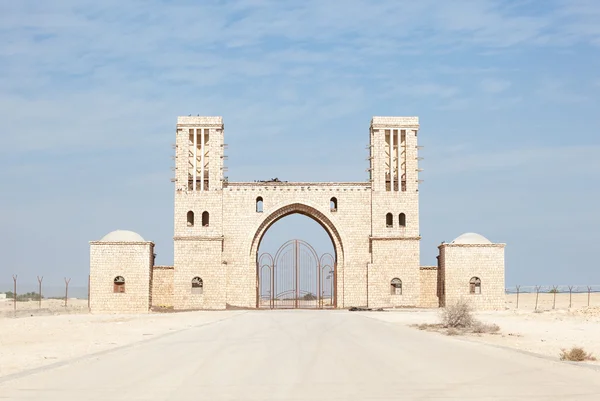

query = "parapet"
[177,116,224,127]
[371,116,419,129]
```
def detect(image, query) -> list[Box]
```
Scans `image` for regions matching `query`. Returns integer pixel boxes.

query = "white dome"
[451,232,492,244]
[100,230,145,242]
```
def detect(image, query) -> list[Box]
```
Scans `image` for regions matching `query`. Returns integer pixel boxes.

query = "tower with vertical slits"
[172,116,226,310]
[368,117,421,307]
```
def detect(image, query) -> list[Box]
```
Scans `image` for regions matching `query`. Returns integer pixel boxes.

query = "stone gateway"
[89,116,505,313]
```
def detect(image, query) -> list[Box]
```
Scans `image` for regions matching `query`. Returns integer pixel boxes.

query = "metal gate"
[257,239,336,309]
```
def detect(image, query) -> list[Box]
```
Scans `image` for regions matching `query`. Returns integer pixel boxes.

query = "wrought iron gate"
[257,239,336,309]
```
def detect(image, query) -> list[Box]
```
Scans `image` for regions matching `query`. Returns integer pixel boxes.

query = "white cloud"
[427,145,600,175]
[0,0,598,154]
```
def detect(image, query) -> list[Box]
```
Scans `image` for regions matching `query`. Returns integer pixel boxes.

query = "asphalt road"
[1,310,600,400]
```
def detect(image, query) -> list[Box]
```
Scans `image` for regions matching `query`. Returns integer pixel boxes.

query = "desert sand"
[1,294,600,378]
[4,311,600,400]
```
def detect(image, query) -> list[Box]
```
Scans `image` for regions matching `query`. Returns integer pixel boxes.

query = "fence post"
[12,275,17,313]
[516,285,520,309]
[37,276,43,309]
[535,285,541,311]
[588,286,592,307]
[64,277,71,307]
[552,285,558,309]
[568,285,573,309]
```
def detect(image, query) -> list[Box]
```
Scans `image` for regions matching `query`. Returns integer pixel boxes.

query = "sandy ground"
[2,294,600,378]
[361,307,600,366]
[2,310,600,400]
[0,298,89,318]
[0,303,245,377]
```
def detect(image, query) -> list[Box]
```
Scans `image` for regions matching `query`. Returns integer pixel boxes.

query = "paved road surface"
[1,310,600,400]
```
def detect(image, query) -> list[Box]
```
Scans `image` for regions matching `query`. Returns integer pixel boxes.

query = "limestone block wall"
[168,115,425,311]
[369,239,420,308]
[419,266,439,308]
[367,117,421,309]
[89,242,153,313]
[174,116,224,193]
[173,180,427,310]
[151,266,174,307]
[439,244,505,310]
[369,118,420,242]
[174,191,224,238]
[221,183,372,309]
[90,116,511,313]
[173,239,226,310]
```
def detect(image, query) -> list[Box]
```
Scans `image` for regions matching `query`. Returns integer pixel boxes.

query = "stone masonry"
[89,116,506,313]
[89,231,154,313]
[438,233,506,311]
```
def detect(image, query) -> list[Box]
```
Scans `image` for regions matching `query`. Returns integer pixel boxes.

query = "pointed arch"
[249,202,345,309]
[250,203,344,260]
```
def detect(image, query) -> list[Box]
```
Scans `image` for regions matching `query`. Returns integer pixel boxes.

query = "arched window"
[113,276,125,293]
[256,197,263,213]
[469,277,481,294]
[399,213,406,227]
[330,197,338,212]
[391,278,402,295]
[202,211,209,227]
[386,213,393,228]
[187,211,194,227]
[192,277,203,294]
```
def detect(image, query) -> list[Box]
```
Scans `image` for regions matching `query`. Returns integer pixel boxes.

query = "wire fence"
[3,276,600,313]
[505,285,600,310]
[1,275,90,316]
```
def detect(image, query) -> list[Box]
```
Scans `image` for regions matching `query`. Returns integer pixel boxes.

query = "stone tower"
[172,117,226,309]
[367,117,421,307]
[89,114,506,313]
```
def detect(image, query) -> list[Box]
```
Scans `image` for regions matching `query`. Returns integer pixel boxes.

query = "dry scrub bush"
[412,300,501,336]
[415,323,441,330]
[560,347,597,362]
[472,322,500,334]
[439,299,500,335]
[441,299,474,328]
[446,328,459,336]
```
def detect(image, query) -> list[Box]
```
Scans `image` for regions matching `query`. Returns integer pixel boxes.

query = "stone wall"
[225,185,370,309]
[171,116,423,310]
[151,266,174,307]
[89,116,507,313]
[89,241,153,313]
[369,239,421,308]
[173,238,225,310]
[419,266,439,308]
[439,244,505,310]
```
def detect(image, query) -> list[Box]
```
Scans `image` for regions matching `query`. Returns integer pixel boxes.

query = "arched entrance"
[250,203,344,309]
[258,239,335,309]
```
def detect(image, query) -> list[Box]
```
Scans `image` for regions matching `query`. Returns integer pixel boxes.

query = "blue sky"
[1,0,599,294]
